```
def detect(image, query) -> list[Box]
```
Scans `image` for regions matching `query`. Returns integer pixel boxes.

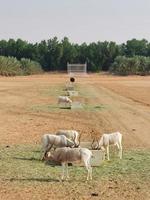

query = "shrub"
[0,56,43,76]
[110,56,150,75]
[20,58,43,75]
[0,56,22,76]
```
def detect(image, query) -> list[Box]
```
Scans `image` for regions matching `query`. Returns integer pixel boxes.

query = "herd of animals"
[41,130,123,181]
[42,80,123,181]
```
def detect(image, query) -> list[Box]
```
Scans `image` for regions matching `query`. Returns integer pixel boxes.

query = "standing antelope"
[44,147,93,181]
[92,132,122,160]
[58,96,72,107]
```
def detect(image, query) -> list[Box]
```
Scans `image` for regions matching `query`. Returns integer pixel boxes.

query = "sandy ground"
[0,73,150,199]
[1,178,149,200]
[0,74,150,148]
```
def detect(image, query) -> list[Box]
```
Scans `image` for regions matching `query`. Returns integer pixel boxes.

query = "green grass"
[30,82,109,112]
[0,145,60,185]
[40,84,65,97]
[82,104,107,111]
[95,149,150,182]
[0,145,150,186]
[31,104,106,112]
[76,84,100,98]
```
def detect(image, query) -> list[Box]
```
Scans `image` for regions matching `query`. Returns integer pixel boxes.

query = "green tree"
[45,37,63,71]
[60,37,77,70]
[126,39,148,56]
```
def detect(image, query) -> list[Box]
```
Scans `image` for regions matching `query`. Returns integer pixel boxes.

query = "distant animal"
[58,96,72,106]
[92,132,122,160]
[56,130,80,147]
[41,134,74,160]
[43,147,93,181]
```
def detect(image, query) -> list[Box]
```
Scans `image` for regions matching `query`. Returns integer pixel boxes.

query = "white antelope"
[41,134,74,160]
[56,130,80,147]
[92,132,122,160]
[58,96,72,106]
[44,147,93,181]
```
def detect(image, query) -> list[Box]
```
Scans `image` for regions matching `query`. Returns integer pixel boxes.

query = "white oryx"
[58,96,72,106]
[56,130,80,147]
[41,134,74,160]
[92,131,122,160]
[43,147,93,181]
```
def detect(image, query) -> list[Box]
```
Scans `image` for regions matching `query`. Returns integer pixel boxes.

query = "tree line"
[0,37,150,74]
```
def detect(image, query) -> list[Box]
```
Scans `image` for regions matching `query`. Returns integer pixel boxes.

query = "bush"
[0,56,22,76]
[110,56,150,75]
[20,58,43,75]
[0,56,43,76]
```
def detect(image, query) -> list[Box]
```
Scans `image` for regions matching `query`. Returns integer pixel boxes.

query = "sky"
[0,0,150,44]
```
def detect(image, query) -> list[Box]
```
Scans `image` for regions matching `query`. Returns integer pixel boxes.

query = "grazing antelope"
[92,132,122,160]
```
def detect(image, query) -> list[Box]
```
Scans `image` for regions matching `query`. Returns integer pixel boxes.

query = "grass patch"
[40,84,65,97]
[31,104,106,112]
[83,104,107,111]
[94,149,150,182]
[30,83,108,112]
[76,84,100,98]
[0,145,60,185]
[0,145,150,186]
[31,104,63,112]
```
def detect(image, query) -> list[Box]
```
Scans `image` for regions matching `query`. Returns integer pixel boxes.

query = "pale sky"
[0,0,150,44]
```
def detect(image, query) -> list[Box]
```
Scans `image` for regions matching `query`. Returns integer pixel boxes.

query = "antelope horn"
[91,138,96,150]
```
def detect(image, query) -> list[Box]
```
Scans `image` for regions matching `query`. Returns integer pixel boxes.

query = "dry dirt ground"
[0,73,150,199]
